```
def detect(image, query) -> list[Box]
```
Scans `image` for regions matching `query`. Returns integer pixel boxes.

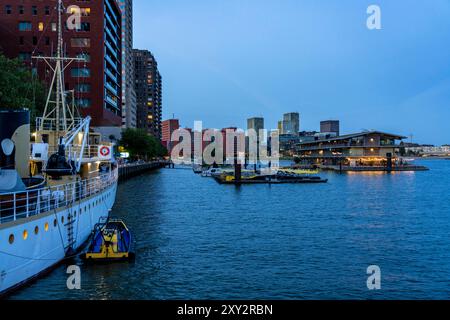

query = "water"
[8,160,450,300]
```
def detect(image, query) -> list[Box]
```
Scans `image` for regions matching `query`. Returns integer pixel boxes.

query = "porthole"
[54,219,57,227]
[23,230,28,240]
[44,222,49,231]
[8,234,14,244]
[61,216,64,224]
[34,226,39,235]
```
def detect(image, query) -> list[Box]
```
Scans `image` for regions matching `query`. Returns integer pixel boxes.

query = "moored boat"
[0,0,118,296]
[81,219,134,263]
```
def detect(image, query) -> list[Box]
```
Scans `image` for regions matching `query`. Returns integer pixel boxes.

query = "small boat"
[81,219,135,262]
[201,168,232,177]
[193,164,203,174]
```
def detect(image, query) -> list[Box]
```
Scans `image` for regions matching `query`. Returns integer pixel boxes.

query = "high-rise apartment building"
[118,0,137,129]
[132,49,162,139]
[0,0,123,127]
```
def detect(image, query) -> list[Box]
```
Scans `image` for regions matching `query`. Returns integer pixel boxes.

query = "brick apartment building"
[0,0,122,128]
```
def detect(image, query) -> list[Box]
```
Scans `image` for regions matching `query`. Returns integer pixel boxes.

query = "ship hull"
[0,181,117,296]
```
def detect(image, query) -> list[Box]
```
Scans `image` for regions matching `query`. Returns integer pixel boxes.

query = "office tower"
[247,117,265,133]
[320,120,340,136]
[283,112,300,135]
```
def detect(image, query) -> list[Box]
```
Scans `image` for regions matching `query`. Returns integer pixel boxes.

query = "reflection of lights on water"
[347,171,416,176]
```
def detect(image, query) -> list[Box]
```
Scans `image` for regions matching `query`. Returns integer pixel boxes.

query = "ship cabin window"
[9,234,14,244]
[61,216,64,224]
[34,226,39,235]
[45,223,49,231]
[23,230,28,240]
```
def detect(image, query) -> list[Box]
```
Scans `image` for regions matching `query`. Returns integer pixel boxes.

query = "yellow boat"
[81,219,135,262]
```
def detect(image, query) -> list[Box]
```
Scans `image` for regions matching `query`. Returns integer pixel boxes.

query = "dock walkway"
[118,161,169,182]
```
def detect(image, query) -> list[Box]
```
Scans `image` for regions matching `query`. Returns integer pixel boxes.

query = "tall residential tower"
[132,49,162,139]
[118,0,137,128]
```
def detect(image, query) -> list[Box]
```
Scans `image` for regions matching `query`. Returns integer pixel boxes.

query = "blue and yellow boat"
[81,219,135,262]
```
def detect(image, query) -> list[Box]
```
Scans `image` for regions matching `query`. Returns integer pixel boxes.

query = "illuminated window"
[38,22,44,32]
[23,230,28,240]
[69,6,79,15]
[45,223,49,232]
[81,8,91,16]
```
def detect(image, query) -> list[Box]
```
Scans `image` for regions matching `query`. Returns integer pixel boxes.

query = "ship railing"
[0,169,118,225]
[46,145,105,160]
[36,117,84,132]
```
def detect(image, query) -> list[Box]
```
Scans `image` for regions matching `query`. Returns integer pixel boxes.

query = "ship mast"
[33,0,85,142]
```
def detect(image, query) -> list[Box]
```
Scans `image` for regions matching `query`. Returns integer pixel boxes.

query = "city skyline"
[134,0,450,145]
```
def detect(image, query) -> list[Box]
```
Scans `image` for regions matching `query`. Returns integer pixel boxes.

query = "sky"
[134,0,450,145]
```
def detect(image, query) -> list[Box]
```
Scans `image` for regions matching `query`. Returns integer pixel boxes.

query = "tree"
[120,128,167,159]
[0,54,46,124]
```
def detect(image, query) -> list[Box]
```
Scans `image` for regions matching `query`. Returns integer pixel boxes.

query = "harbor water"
[8,160,450,300]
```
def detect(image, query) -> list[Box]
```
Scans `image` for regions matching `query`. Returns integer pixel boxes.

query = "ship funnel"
[0,109,30,177]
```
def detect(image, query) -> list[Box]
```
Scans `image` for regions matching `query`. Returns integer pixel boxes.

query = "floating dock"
[213,176,328,185]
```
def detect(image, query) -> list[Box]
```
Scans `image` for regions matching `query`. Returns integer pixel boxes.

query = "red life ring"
[99,146,110,157]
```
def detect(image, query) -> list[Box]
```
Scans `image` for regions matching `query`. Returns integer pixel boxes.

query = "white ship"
[0,0,118,296]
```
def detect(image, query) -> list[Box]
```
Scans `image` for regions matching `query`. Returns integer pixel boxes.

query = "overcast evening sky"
[134,0,450,145]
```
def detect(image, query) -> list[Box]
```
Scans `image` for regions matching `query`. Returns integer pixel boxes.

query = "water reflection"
[8,160,450,300]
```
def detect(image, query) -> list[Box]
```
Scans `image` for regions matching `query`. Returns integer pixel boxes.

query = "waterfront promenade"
[118,160,169,181]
